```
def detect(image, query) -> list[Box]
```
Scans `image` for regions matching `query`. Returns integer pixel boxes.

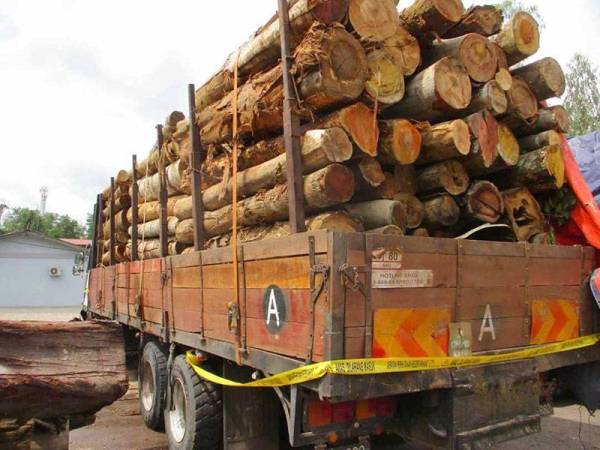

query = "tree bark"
[0,321,128,419]
[348,0,400,42]
[201,128,352,211]
[511,57,566,101]
[518,130,562,152]
[416,119,471,165]
[393,193,425,229]
[491,145,565,192]
[444,5,503,38]
[380,25,421,76]
[175,164,355,240]
[137,160,185,202]
[490,11,540,66]
[319,102,380,156]
[400,0,465,40]
[194,0,350,111]
[509,106,570,137]
[197,24,367,146]
[417,160,470,196]
[458,180,504,224]
[502,187,545,241]
[378,119,422,165]
[362,49,405,107]
[126,239,184,259]
[204,211,363,249]
[422,195,460,229]
[129,217,179,240]
[126,195,185,223]
[344,200,407,231]
[422,33,498,83]
[383,57,472,123]
[393,164,419,195]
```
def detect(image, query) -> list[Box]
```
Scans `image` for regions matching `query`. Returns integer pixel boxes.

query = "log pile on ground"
[97,0,574,264]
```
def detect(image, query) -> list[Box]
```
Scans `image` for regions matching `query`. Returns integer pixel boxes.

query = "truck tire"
[165,355,223,450]
[139,341,168,431]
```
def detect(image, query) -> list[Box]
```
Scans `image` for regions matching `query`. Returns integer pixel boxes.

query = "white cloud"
[1,0,598,224]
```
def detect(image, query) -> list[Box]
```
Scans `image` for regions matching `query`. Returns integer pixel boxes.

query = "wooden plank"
[460,255,527,287]
[142,307,163,324]
[470,317,529,352]
[460,240,525,257]
[527,244,583,259]
[528,258,581,286]
[371,288,456,311]
[456,287,527,320]
[170,252,202,269]
[172,266,202,289]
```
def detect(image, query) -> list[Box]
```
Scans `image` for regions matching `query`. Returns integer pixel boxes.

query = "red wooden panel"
[528,258,581,286]
[470,317,530,352]
[456,287,527,321]
[460,256,527,287]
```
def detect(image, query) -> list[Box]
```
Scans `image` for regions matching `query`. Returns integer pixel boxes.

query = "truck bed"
[87,231,600,400]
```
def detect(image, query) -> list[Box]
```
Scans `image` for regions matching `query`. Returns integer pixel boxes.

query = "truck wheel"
[139,341,168,431]
[165,355,223,450]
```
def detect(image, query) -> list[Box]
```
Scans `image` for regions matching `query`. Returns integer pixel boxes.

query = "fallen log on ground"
[0,321,128,420]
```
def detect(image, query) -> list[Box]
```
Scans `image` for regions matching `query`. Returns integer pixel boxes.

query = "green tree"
[564,53,600,137]
[1,208,84,239]
[85,212,95,240]
[495,0,544,27]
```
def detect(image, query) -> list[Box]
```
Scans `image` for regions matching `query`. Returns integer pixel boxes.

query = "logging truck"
[83,0,600,449]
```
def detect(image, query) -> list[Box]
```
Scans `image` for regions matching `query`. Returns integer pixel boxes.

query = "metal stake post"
[157,125,168,258]
[277,0,306,233]
[188,84,206,250]
[131,155,139,261]
[89,198,99,271]
[95,194,104,268]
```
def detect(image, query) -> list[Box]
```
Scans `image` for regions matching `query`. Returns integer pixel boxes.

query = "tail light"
[306,397,397,430]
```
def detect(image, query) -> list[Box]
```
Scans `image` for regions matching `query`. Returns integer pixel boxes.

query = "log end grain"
[465,180,505,223]
[349,0,400,42]
[497,123,521,166]
[435,57,472,111]
[495,68,513,92]
[381,119,423,165]
[382,25,422,76]
[507,77,539,120]
[511,11,541,61]
[311,0,351,23]
[322,163,356,205]
[460,33,498,83]
[393,193,425,229]
[365,49,406,105]
[355,156,386,187]
[545,144,566,189]
[432,0,466,24]
[423,195,461,229]
[503,187,544,241]
[337,103,380,156]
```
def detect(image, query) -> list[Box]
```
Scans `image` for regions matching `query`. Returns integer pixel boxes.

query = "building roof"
[60,238,91,248]
[0,231,85,252]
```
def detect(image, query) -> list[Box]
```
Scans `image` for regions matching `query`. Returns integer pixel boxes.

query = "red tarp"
[555,136,600,257]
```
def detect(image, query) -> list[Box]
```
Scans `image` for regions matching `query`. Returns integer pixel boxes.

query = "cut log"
[503,187,545,241]
[491,42,509,70]
[205,211,364,249]
[197,24,368,145]
[381,25,422,76]
[383,57,472,123]
[417,160,470,196]
[319,103,379,156]
[378,119,422,165]
[495,68,513,91]
[393,164,419,195]
[0,321,128,419]
[393,193,425,229]
[509,106,570,136]
[463,123,519,176]
[344,200,407,231]
[459,80,508,118]
[126,239,184,259]
[400,0,465,39]
[137,160,185,202]
[126,195,186,223]
[194,0,350,111]
[349,0,400,42]
[459,181,504,223]
[462,111,499,169]
[411,228,431,237]
[363,49,405,106]
[201,128,352,211]
[491,145,565,191]
[422,195,460,229]
[444,5,503,38]
[175,164,355,239]
[416,119,471,165]
[511,57,566,100]
[422,33,498,83]
[367,225,405,235]
[518,130,562,152]
[374,172,401,199]
[503,77,539,121]
[351,156,386,190]
[490,11,540,66]
[129,216,179,240]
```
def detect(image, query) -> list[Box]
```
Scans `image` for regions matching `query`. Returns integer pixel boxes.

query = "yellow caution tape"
[186,333,600,388]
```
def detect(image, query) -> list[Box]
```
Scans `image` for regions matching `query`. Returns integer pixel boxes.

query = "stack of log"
[97,0,572,265]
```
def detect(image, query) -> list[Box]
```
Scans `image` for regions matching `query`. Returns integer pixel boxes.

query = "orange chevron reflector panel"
[373,308,450,358]
[531,300,579,345]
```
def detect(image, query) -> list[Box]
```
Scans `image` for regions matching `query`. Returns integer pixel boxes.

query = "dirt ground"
[6,307,600,449]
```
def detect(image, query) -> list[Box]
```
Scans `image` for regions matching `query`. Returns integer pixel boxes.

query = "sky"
[0,0,599,225]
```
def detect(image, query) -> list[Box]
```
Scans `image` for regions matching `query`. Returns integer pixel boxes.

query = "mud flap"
[556,361,600,412]
[397,359,541,449]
